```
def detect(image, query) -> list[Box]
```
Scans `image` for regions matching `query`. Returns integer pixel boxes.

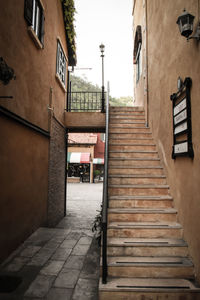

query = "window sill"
[28,26,43,49]
[55,74,67,93]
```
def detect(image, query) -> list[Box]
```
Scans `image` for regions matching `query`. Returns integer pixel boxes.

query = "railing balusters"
[67,91,106,112]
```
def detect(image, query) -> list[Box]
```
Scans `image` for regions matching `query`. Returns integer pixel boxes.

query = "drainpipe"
[145,0,149,127]
[64,130,68,216]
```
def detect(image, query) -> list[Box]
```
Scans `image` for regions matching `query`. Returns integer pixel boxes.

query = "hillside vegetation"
[70,75,133,107]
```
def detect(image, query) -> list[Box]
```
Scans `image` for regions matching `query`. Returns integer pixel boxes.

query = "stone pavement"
[0,183,102,300]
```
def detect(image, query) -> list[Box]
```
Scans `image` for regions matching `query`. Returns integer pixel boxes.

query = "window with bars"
[56,41,67,88]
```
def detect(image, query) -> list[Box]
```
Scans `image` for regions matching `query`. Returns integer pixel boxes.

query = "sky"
[72,0,133,99]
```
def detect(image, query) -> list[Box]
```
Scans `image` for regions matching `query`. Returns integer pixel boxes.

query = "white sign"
[174,98,186,116]
[174,142,188,154]
[174,109,187,125]
[174,122,187,135]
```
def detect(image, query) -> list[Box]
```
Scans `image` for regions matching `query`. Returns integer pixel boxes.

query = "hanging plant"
[61,0,77,66]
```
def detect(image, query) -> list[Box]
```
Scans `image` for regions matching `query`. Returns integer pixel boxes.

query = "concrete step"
[109,150,159,159]
[108,174,167,185]
[110,111,145,116]
[109,127,150,134]
[109,132,152,139]
[109,143,156,151]
[109,195,173,209]
[108,184,170,196]
[110,106,144,112]
[109,137,154,144]
[110,106,144,110]
[109,128,151,134]
[107,222,183,238]
[109,158,161,167]
[106,237,188,257]
[108,208,177,223]
[109,166,164,175]
[99,278,200,300]
[103,256,194,279]
[109,116,146,121]
[109,120,146,125]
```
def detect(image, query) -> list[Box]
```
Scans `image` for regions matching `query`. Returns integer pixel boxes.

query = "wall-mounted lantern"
[176,9,200,41]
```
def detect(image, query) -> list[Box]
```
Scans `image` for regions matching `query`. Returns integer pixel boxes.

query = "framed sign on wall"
[170,77,194,159]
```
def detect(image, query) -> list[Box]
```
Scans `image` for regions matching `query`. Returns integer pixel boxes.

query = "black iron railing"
[102,82,109,283]
[67,91,106,112]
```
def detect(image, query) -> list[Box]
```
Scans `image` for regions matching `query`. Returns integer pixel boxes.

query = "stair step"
[102,256,193,279]
[109,127,150,134]
[110,111,145,116]
[108,222,183,238]
[108,208,177,223]
[109,150,158,159]
[99,278,200,300]
[110,106,144,111]
[106,238,188,257]
[108,184,170,196]
[109,195,173,208]
[108,174,166,185]
[109,121,146,126]
[109,144,156,151]
[109,166,164,175]
[109,158,161,167]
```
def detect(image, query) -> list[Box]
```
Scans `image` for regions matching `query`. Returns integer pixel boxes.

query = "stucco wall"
[0,0,67,129]
[0,115,48,262]
[0,0,68,260]
[143,0,200,281]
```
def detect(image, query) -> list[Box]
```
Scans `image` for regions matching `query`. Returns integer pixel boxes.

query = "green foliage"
[61,0,76,65]
[92,205,102,246]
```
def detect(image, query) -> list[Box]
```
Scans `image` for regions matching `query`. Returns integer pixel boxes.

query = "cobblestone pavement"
[0,183,102,300]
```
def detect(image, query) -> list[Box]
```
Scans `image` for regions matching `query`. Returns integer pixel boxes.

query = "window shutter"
[24,0,33,26]
[40,12,45,47]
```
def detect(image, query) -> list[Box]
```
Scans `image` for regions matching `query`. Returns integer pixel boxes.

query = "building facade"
[0,0,76,262]
[133,0,200,281]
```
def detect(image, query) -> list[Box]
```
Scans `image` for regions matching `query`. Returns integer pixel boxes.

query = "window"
[56,41,67,88]
[136,42,142,83]
[24,0,45,46]
[133,25,142,84]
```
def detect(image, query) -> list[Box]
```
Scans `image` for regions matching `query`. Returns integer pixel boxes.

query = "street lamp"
[99,43,105,113]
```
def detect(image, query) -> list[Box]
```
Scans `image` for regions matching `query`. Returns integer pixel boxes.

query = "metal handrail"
[102,82,109,284]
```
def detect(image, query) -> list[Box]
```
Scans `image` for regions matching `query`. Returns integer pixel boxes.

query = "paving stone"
[78,236,93,245]
[40,260,65,276]
[51,248,72,261]
[5,256,30,272]
[72,278,98,300]
[63,255,85,270]
[53,269,80,288]
[20,246,41,258]
[28,248,54,266]
[60,239,77,249]
[80,239,100,280]
[46,287,73,300]
[71,244,90,256]
[24,274,55,298]
[43,241,60,251]
[66,232,82,240]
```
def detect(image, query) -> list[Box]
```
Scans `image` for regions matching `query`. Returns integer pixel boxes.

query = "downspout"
[145,0,149,127]
[64,130,68,217]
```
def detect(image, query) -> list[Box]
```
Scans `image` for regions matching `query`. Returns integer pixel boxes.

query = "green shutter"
[24,0,33,26]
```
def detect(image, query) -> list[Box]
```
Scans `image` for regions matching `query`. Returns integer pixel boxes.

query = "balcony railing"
[67,91,105,112]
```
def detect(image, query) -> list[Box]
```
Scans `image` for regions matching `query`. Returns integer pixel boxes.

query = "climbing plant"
[61,0,76,66]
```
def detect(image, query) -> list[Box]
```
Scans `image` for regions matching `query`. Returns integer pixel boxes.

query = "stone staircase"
[99,106,200,300]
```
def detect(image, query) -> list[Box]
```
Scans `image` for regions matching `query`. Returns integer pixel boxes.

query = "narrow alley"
[0,183,102,300]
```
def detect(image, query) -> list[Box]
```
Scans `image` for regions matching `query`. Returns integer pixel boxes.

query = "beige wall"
[0,116,48,261]
[65,112,106,130]
[0,0,68,129]
[0,0,69,261]
[133,0,200,281]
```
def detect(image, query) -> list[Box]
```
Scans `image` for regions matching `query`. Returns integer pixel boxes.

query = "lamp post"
[99,43,105,113]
